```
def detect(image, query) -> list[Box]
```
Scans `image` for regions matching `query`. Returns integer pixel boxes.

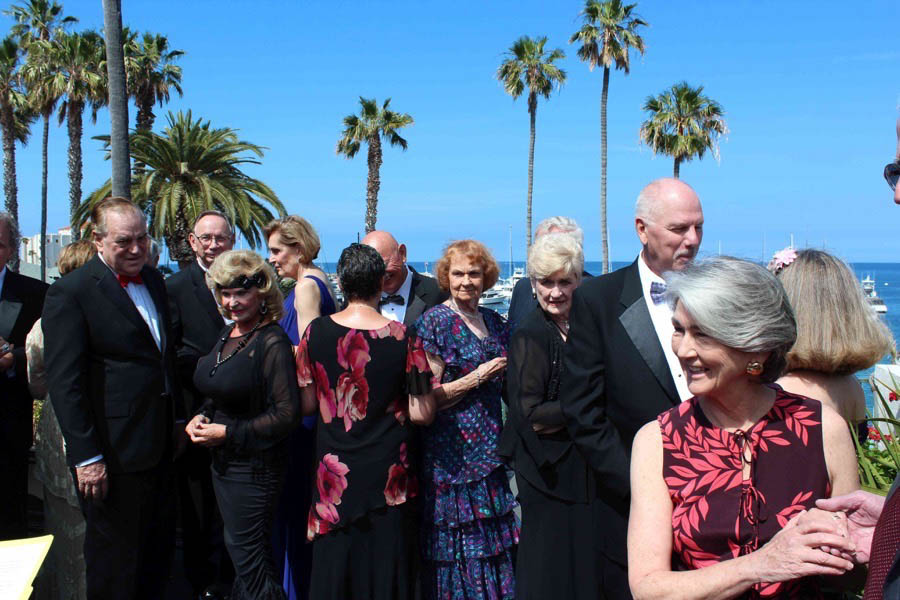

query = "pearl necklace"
[449,298,481,320]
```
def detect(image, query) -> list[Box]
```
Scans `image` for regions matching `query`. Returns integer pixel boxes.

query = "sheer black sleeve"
[508,324,565,428]
[226,327,301,453]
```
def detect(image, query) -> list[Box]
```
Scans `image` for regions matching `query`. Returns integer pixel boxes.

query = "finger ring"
[1,344,9,353]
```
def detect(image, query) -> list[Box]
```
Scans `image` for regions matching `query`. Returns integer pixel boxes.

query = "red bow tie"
[117,273,144,288]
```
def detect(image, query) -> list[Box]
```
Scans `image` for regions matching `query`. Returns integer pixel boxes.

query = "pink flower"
[767,247,798,274]
[313,362,337,423]
[336,370,369,431]
[315,501,339,523]
[384,462,417,506]
[337,330,371,372]
[406,337,430,374]
[316,453,349,508]
[307,509,331,540]
[295,338,312,386]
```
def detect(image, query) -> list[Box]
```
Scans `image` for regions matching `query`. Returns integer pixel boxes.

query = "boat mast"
[508,225,513,279]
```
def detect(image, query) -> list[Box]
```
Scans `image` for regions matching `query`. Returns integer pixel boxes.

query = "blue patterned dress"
[415,304,519,600]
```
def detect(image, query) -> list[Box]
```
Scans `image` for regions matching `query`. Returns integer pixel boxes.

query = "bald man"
[361,231,447,327]
[559,178,704,599]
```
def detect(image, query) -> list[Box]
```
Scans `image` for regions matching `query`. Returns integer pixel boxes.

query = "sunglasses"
[886,161,900,191]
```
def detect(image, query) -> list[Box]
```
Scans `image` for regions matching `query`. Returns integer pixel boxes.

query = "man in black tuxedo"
[43,198,183,599]
[506,215,589,330]
[361,230,447,326]
[0,213,48,540]
[560,178,703,598]
[166,210,234,598]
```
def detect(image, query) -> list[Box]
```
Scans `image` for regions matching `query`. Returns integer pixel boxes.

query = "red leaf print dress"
[658,387,829,599]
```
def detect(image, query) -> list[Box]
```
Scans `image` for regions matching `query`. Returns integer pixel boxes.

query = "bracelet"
[475,369,482,387]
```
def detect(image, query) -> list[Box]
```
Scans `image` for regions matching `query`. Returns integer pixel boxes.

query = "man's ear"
[635,218,649,246]
[398,243,407,262]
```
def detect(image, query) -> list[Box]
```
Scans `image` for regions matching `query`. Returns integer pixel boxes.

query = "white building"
[21,226,73,268]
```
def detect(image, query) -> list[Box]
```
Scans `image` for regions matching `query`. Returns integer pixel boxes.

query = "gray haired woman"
[627,257,859,599]
[499,232,601,599]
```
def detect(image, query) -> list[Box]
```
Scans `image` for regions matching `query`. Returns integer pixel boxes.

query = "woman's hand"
[476,356,507,383]
[186,415,227,447]
[750,511,855,583]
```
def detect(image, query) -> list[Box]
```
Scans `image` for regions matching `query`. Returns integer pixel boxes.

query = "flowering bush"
[856,375,900,495]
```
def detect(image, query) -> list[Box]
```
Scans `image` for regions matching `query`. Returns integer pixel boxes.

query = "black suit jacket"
[402,267,447,328]
[43,255,183,474]
[0,270,48,451]
[166,260,225,413]
[559,259,679,566]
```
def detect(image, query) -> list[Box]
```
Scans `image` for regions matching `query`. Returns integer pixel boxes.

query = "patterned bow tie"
[379,293,405,307]
[649,281,667,305]
[117,272,144,288]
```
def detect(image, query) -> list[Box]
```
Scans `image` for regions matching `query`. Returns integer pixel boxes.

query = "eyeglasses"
[195,234,231,245]
[886,161,900,191]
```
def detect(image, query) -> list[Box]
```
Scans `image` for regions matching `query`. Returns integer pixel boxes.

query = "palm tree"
[336,97,413,233]
[639,81,728,178]
[0,36,36,271]
[32,30,107,239]
[7,0,76,280]
[102,0,130,199]
[496,36,566,253]
[81,110,286,267]
[124,31,183,133]
[570,0,646,274]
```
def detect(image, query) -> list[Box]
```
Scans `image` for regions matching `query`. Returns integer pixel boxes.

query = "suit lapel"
[190,261,224,331]
[89,257,159,351]
[0,271,23,339]
[402,269,425,327]
[618,261,679,404]
[142,266,167,352]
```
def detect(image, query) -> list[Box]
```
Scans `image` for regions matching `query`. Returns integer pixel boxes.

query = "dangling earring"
[259,303,269,315]
[746,361,763,376]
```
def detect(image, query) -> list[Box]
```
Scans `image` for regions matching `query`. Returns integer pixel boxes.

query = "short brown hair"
[434,239,500,292]
[778,249,894,374]
[57,239,97,275]
[206,250,284,323]
[92,197,145,235]
[263,216,320,263]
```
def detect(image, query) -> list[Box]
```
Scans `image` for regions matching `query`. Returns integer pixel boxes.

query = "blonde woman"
[772,249,894,440]
[264,215,336,599]
[186,250,300,600]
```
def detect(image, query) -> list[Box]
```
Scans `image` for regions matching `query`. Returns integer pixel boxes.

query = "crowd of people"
[0,117,898,600]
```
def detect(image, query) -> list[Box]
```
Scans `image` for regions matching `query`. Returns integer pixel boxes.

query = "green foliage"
[122,29,184,132]
[81,110,286,262]
[496,35,566,113]
[857,375,900,494]
[639,81,728,177]
[336,97,413,159]
[569,0,647,73]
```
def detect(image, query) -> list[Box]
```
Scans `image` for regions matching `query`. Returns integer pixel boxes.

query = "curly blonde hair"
[206,250,284,322]
[434,239,500,292]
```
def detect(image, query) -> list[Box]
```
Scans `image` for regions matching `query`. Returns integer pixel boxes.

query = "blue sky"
[6,0,900,264]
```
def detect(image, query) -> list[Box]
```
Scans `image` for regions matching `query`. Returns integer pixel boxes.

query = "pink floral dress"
[297,317,431,540]
[659,387,830,599]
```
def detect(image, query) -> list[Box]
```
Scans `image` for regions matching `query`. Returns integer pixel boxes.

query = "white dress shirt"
[637,254,692,401]
[99,254,161,349]
[379,265,413,323]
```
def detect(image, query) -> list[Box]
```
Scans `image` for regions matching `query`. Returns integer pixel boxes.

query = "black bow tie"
[379,293,405,307]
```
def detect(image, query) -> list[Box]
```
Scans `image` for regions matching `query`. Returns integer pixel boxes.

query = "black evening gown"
[297,317,431,600]
[194,323,301,600]
[498,307,603,600]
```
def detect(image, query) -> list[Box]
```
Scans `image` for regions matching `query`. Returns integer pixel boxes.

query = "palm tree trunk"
[673,157,681,179]
[600,66,610,275]
[1,101,18,271]
[364,134,382,234]
[526,93,537,255]
[40,112,49,281]
[67,101,83,240]
[167,204,194,268]
[135,95,154,132]
[103,0,131,200]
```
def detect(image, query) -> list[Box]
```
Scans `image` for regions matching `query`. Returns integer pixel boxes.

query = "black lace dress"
[498,307,602,600]
[194,323,301,600]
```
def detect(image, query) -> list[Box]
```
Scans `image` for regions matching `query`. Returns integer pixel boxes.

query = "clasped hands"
[185,414,227,447]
